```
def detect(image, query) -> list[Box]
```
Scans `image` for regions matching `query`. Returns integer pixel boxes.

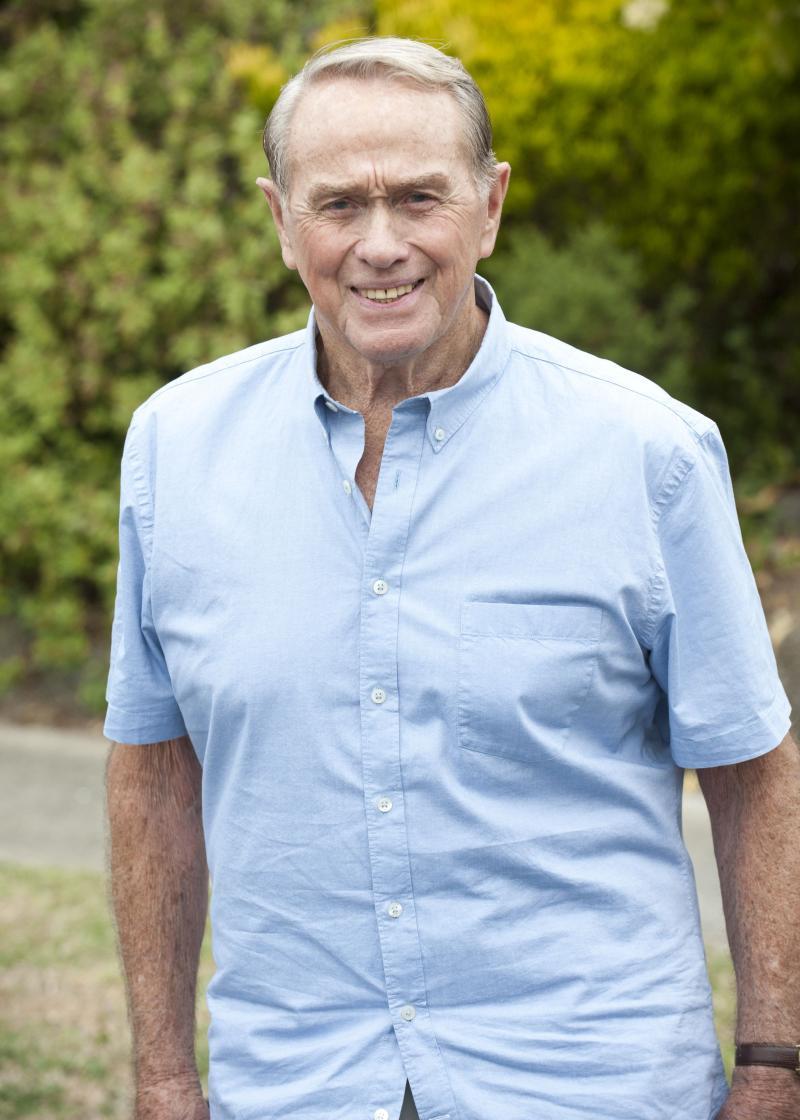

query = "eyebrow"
[306,173,454,205]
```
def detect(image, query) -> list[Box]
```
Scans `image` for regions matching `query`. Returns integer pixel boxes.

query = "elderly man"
[104,36,798,1120]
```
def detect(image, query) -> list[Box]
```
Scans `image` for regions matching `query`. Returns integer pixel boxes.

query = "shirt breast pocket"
[457,600,605,763]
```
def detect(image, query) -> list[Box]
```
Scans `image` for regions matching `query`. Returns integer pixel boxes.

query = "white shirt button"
[342,479,352,495]
[324,399,339,412]
[400,1004,416,1021]
[374,1110,389,1120]
[433,427,446,441]
[377,797,393,812]
[387,902,403,918]
[371,686,386,704]
[372,579,389,595]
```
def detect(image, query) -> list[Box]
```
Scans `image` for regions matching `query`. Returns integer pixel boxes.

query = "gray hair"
[262,37,497,198]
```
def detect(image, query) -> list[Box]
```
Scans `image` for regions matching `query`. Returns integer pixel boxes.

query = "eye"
[406,192,435,205]
[324,198,356,213]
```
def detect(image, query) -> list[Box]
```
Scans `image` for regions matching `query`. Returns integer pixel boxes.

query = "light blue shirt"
[105,276,791,1120]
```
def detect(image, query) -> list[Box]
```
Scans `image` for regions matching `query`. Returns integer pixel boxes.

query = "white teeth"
[360,283,415,301]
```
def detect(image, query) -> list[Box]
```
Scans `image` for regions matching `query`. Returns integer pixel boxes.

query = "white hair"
[262,37,497,198]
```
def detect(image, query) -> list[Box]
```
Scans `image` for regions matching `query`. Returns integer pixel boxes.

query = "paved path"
[682,788,727,948]
[0,721,110,873]
[0,720,732,949]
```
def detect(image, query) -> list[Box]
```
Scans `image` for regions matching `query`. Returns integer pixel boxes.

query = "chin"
[349,331,430,366]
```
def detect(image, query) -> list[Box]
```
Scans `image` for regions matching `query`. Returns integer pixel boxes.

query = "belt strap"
[735,1043,800,1076]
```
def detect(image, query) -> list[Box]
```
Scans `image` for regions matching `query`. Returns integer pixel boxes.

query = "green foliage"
[2,0,797,706]
[378,0,800,481]
[0,0,348,697]
[484,223,695,401]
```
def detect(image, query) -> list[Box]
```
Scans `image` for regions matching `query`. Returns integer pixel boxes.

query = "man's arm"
[698,729,800,1120]
[106,735,209,1120]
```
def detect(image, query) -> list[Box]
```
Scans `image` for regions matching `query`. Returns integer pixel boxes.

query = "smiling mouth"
[352,279,424,303]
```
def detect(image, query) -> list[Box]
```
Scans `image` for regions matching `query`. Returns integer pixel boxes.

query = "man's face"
[260,77,510,368]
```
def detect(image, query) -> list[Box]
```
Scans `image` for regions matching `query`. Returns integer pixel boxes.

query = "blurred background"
[0,1,798,1116]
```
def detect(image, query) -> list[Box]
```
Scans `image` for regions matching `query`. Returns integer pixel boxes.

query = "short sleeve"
[103,417,188,745]
[647,424,791,767]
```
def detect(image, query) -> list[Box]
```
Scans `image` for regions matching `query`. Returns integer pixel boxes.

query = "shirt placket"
[354,396,457,1120]
[322,397,373,532]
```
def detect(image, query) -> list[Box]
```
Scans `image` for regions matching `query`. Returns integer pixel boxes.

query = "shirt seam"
[509,344,714,441]
[642,450,698,649]
[394,435,462,1120]
[137,338,305,408]
[125,416,156,568]
[643,426,730,649]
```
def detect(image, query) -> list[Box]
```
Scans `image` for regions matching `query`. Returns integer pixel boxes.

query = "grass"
[0,861,737,1119]
[0,862,213,1120]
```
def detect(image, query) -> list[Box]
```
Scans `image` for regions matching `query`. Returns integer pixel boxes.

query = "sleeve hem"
[103,704,188,745]
[671,687,792,768]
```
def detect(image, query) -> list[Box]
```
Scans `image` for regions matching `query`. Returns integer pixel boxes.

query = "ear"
[256,176,297,271]
[478,162,511,261]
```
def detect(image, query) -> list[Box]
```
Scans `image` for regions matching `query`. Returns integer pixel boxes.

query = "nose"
[353,203,410,270]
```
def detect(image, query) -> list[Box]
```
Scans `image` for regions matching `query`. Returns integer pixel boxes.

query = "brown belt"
[735,1043,800,1076]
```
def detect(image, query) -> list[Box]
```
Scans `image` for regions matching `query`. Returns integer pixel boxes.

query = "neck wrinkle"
[315,301,489,417]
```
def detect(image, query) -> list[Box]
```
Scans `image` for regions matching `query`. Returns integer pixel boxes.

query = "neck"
[316,297,489,419]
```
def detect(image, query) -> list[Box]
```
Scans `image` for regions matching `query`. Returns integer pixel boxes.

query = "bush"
[484,222,695,402]
[0,1,321,696]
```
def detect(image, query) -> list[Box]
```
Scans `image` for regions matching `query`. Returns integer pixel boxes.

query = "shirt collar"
[301,274,512,453]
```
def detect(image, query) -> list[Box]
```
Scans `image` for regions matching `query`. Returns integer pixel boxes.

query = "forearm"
[106,735,208,1092]
[699,732,800,1112]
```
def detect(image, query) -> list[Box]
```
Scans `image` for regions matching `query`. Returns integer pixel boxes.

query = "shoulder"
[506,321,714,441]
[131,327,307,430]
[504,320,720,486]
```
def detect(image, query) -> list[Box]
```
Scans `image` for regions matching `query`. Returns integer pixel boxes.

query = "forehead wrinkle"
[306,172,456,205]
[286,79,472,198]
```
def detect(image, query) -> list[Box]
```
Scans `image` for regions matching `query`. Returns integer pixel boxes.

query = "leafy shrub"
[485,222,695,402]
[0,1,318,695]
